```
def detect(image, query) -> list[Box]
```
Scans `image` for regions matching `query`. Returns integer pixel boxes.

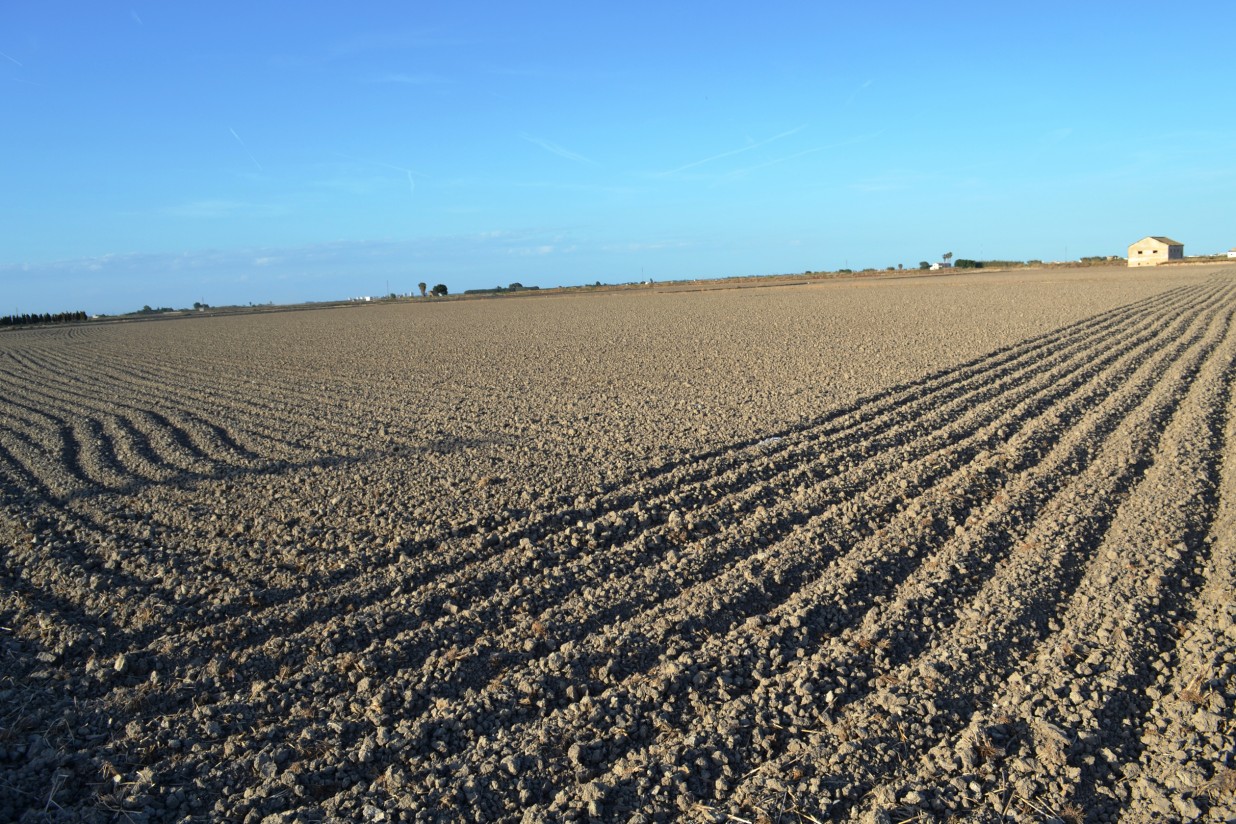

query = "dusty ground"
[1,265,1234,822]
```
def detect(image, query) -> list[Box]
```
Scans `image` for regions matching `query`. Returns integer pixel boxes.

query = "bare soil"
[2,265,1234,822]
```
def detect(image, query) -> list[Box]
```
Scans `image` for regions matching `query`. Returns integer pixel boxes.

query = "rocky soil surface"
[1,266,1234,822]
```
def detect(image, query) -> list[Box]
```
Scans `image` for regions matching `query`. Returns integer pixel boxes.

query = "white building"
[1127,236,1184,267]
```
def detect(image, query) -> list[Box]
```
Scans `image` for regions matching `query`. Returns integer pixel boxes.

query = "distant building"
[1127,236,1183,267]
[1227,248,1236,259]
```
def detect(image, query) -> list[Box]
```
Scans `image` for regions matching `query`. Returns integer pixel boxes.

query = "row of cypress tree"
[0,311,88,327]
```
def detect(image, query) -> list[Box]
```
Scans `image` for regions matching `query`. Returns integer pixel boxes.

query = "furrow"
[156,286,1236,815]
[847,300,1236,821]
[131,279,1218,689]
[750,304,1236,821]
[19,345,333,463]
[490,290,1236,820]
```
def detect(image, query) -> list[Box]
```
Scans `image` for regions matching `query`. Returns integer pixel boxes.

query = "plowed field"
[2,266,1234,822]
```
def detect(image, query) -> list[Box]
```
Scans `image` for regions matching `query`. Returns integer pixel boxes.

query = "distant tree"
[942,252,953,264]
[954,259,983,269]
[918,261,930,270]
[508,282,523,290]
[897,263,903,270]
[418,282,427,297]
[430,283,448,297]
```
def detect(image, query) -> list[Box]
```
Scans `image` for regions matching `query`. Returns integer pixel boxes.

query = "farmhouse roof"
[1147,236,1183,245]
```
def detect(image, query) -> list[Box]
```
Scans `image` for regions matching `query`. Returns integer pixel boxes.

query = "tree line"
[1,310,88,328]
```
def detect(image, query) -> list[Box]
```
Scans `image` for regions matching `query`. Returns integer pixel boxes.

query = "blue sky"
[3,2,1234,314]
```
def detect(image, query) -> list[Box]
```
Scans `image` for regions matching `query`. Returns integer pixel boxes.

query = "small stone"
[1172,797,1201,819]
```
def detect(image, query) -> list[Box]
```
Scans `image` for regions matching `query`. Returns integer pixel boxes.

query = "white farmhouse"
[1127,236,1183,267]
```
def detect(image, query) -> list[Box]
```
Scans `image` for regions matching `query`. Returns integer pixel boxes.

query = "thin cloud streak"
[329,30,472,57]
[0,50,23,67]
[723,132,883,179]
[229,128,263,171]
[518,132,595,164]
[369,72,448,86]
[659,125,806,176]
[844,79,873,106]
[334,153,425,199]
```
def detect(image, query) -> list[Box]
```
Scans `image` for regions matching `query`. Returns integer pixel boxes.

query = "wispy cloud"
[0,50,23,67]
[368,72,448,86]
[844,79,873,106]
[130,9,143,25]
[229,127,263,171]
[165,199,288,219]
[518,132,595,165]
[329,30,471,57]
[847,166,938,193]
[724,132,882,180]
[658,125,806,177]
[334,153,425,198]
[508,244,558,256]
[600,239,695,253]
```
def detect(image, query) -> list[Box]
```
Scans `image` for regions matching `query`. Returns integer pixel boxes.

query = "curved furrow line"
[474,294,1236,820]
[18,343,343,462]
[0,369,195,488]
[848,300,1236,821]
[0,410,96,499]
[41,284,1216,518]
[123,409,223,475]
[19,280,1216,820]
[504,280,1213,535]
[181,282,1229,635]
[0,364,108,501]
[166,285,1236,810]
[0,384,172,494]
[844,312,1235,675]
[170,409,268,466]
[73,416,138,490]
[0,494,150,650]
[734,305,1236,821]
[0,415,196,632]
[45,346,385,455]
[0,430,61,503]
[96,276,1216,625]
[133,280,1220,690]
[448,296,1233,821]
[1120,386,1236,822]
[99,414,182,484]
[356,285,1217,714]
[0,391,66,452]
[3,347,316,466]
[0,358,289,492]
[18,278,1231,823]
